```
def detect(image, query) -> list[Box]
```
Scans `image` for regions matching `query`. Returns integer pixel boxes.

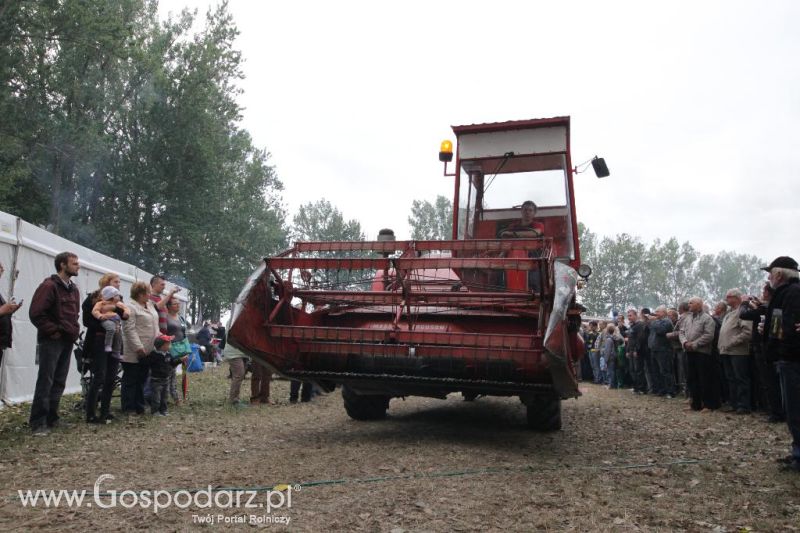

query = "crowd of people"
[15,251,316,437]
[579,255,800,473]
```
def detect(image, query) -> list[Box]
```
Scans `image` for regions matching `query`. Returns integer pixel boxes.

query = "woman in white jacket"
[121,281,159,414]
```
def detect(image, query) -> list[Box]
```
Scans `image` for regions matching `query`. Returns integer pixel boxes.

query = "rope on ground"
[5,459,704,501]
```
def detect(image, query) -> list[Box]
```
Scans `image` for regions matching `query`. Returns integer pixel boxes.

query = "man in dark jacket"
[640,308,658,394]
[742,284,783,422]
[647,306,676,397]
[762,256,800,472]
[626,309,648,394]
[28,252,81,435]
[196,321,214,363]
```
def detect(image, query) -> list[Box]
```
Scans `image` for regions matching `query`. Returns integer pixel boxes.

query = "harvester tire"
[525,396,562,431]
[342,386,390,421]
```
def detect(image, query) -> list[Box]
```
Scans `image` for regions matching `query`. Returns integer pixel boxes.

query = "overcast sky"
[159,0,799,263]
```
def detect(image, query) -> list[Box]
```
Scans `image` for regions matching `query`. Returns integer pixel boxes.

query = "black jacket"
[0,293,12,349]
[626,321,648,356]
[140,349,181,380]
[765,278,800,363]
[739,303,766,345]
[648,317,674,353]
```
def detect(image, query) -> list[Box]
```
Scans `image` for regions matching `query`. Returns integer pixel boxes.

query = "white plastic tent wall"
[0,210,188,404]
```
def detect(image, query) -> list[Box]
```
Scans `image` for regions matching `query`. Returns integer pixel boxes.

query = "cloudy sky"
[159,0,799,263]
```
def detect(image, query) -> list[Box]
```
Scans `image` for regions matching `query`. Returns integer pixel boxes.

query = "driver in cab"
[498,200,544,292]
[499,200,544,238]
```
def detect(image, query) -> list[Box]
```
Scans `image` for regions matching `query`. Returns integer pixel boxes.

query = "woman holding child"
[83,273,129,424]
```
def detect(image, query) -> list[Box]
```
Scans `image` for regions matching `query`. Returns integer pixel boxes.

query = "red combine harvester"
[229,117,607,429]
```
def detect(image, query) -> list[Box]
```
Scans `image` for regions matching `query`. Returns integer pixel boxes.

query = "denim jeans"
[589,350,602,383]
[776,361,800,461]
[606,358,617,388]
[29,338,73,429]
[653,349,676,395]
[630,354,647,392]
[722,354,751,411]
[643,351,661,394]
[149,377,169,414]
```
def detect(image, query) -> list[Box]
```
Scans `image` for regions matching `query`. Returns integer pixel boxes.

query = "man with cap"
[762,256,800,472]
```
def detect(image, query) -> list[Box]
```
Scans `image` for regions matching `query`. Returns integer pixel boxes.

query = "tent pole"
[9,217,21,298]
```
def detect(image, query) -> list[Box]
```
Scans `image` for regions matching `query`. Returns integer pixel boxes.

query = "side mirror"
[591,157,610,178]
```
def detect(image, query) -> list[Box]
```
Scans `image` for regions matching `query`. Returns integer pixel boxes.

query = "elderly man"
[744,284,784,422]
[647,306,675,397]
[667,302,690,397]
[762,256,800,472]
[680,297,719,411]
[639,308,656,394]
[626,309,648,394]
[718,289,754,414]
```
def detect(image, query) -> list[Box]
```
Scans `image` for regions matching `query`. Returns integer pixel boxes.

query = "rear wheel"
[524,395,562,431]
[462,391,479,402]
[342,386,390,420]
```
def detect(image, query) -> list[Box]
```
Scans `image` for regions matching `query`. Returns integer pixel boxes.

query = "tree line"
[1,0,287,319]
[577,224,765,316]
[405,197,765,315]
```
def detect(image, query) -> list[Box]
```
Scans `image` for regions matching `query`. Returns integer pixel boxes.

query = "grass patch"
[0,365,234,450]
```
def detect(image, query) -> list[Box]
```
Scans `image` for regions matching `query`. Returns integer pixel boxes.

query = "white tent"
[0,210,188,404]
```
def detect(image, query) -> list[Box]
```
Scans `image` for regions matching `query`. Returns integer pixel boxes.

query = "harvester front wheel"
[342,386,390,420]
[524,395,562,431]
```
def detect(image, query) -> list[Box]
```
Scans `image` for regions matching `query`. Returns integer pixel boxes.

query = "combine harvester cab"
[229,117,603,430]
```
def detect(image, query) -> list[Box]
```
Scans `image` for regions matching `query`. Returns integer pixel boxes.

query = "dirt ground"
[1,368,799,532]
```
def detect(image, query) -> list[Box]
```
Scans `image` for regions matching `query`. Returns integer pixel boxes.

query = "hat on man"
[761,256,799,272]
[101,286,120,300]
[154,334,174,349]
[641,307,651,315]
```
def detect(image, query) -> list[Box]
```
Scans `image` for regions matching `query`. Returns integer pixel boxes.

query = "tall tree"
[642,238,700,308]
[292,199,364,244]
[0,1,288,319]
[696,251,765,303]
[291,199,366,290]
[408,195,452,240]
[577,229,647,316]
